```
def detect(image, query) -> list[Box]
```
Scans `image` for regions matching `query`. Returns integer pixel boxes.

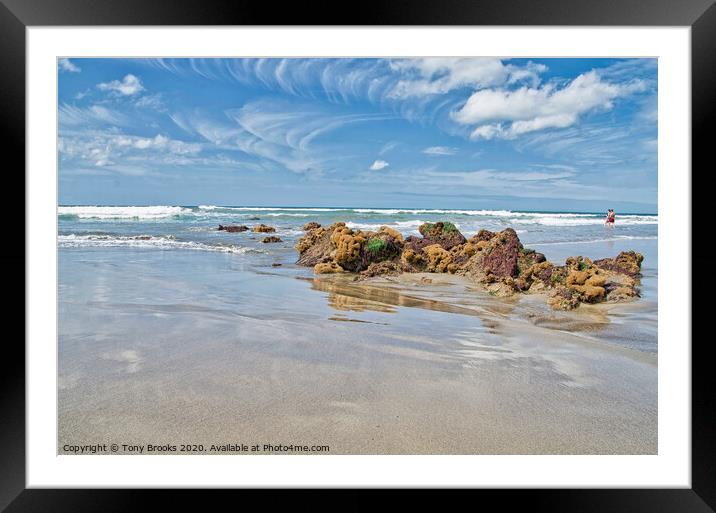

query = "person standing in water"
[605,209,616,227]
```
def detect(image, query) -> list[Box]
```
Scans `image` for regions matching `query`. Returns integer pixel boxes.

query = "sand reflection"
[302,275,497,318]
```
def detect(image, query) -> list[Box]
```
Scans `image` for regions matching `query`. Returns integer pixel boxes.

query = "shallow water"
[58,206,657,454]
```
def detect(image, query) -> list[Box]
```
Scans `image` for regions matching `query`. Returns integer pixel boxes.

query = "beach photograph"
[58,57,657,455]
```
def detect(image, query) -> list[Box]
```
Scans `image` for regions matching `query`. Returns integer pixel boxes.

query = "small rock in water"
[218,224,249,233]
[303,221,321,231]
[262,236,282,243]
[252,224,276,233]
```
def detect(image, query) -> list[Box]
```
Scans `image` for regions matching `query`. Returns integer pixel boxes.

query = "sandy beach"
[58,234,656,455]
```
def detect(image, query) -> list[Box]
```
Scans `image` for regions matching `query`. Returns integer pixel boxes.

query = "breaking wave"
[58,206,191,220]
[58,234,264,254]
[512,215,657,226]
[59,205,657,227]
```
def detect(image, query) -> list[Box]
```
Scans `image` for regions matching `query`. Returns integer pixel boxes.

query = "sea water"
[58,205,657,293]
[58,205,657,251]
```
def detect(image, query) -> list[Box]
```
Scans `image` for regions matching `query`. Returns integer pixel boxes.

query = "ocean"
[58,205,657,261]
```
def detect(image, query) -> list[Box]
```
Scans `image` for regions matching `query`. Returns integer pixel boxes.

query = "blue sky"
[58,57,657,213]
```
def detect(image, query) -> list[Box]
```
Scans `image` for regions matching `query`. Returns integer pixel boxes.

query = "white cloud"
[469,124,506,140]
[97,74,145,96]
[506,61,547,86]
[422,146,457,156]
[388,58,546,99]
[369,159,389,170]
[59,132,202,169]
[113,134,201,154]
[452,71,647,139]
[59,58,81,73]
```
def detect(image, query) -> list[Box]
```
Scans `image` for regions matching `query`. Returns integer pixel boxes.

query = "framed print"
[4,0,713,509]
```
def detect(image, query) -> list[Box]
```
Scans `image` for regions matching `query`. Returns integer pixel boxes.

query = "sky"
[58,57,658,213]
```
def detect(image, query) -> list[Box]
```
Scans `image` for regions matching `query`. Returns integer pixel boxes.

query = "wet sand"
[58,247,656,455]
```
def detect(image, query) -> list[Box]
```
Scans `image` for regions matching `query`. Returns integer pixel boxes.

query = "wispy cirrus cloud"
[136,58,551,132]
[515,122,657,167]
[348,165,633,203]
[133,93,165,111]
[170,99,395,175]
[378,141,400,155]
[59,104,131,127]
[132,58,655,145]
[422,146,458,156]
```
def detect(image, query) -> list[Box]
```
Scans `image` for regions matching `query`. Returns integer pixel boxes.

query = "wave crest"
[58,234,264,254]
[58,206,191,219]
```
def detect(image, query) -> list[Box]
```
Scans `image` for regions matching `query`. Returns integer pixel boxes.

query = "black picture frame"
[3,0,711,509]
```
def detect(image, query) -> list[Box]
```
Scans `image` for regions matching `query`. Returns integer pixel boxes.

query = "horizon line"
[57,204,659,216]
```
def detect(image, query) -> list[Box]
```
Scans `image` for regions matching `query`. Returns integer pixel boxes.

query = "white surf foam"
[58,206,191,219]
[58,234,264,254]
[529,235,658,246]
[512,215,657,226]
[197,206,340,212]
[345,222,384,232]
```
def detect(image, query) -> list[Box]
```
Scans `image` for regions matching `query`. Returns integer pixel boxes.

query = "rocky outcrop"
[330,225,368,271]
[517,261,554,292]
[359,260,406,278]
[401,248,427,271]
[546,255,641,309]
[261,236,282,243]
[479,228,522,278]
[359,229,403,269]
[303,222,321,231]
[218,224,249,232]
[252,224,276,233]
[314,261,344,274]
[405,222,466,253]
[593,251,644,277]
[423,244,452,273]
[299,224,406,273]
[294,220,644,311]
[295,223,339,266]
